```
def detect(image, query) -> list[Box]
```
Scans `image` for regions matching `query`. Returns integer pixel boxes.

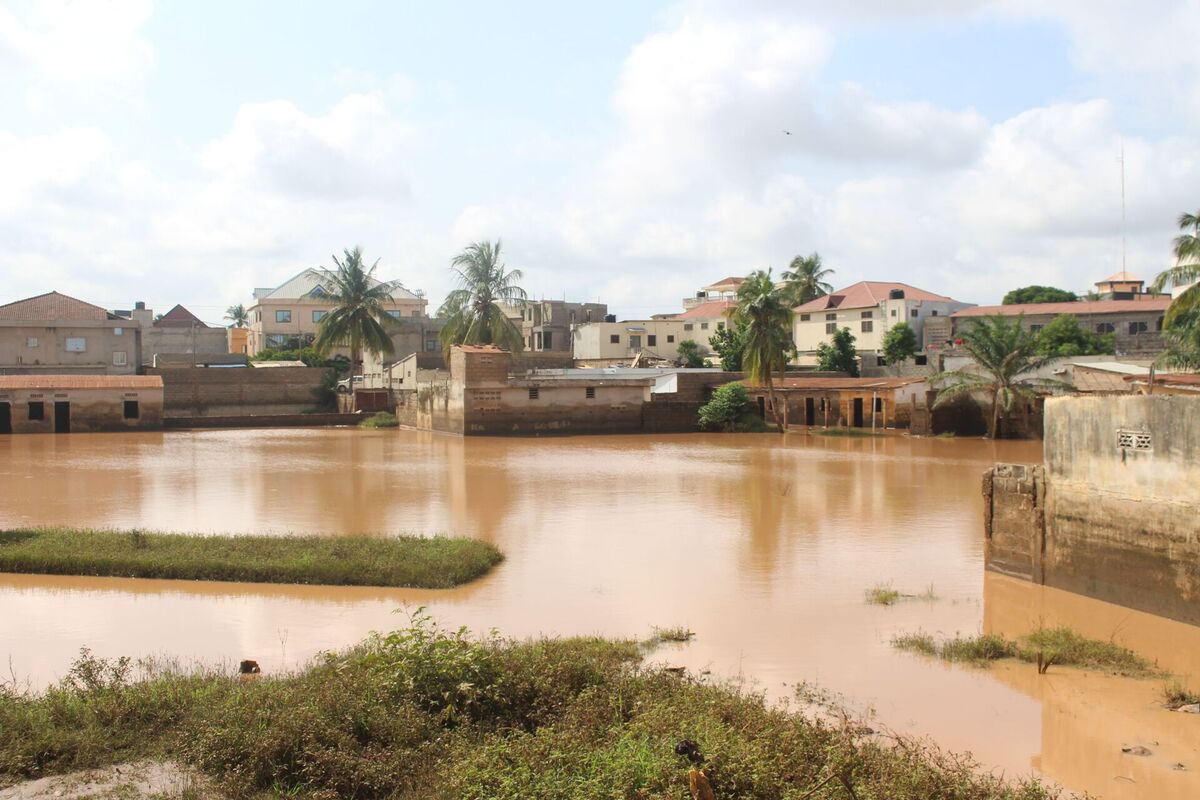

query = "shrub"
[360,411,400,428]
[697,383,751,431]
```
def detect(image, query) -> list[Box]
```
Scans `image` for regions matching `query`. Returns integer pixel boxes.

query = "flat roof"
[0,375,163,390]
[954,298,1171,318]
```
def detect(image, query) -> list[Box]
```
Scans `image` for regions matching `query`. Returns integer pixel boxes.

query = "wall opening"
[853,397,864,427]
[54,401,70,433]
[28,401,44,421]
[123,400,140,420]
[0,402,10,434]
[805,397,815,426]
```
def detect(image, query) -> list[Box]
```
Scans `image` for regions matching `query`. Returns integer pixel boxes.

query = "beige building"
[572,318,725,365]
[0,291,141,375]
[682,276,743,310]
[951,297,1172,357]
[794,282,972,368]
[0,375,163,433]
[501,300,609,352]
[247,268,427,356]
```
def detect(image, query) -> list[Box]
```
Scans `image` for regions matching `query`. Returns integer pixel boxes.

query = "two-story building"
[0,291,141,375]
[793,282,972,368]
[247,268,427,356]
[501,299,609,352]
[951,297,1172,357]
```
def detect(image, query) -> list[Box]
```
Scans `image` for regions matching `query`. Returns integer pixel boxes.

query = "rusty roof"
[766,376,927,390]
[676,300,735,319]
[153,304,210,328]
[954,298,1171,318]
[0,375,163,390]
[0,291,117,321]
[794,282,957,313]
[1125,373,1200,387]
[454,345,509,353]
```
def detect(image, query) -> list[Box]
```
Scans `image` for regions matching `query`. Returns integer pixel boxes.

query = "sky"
[2,0,1199,324]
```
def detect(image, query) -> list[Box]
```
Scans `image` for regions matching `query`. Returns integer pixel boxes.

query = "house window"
[585,387,596,399]
[874,397,883,412]
[25,337,38,347]
[931,310,939,316]
[667,335,675,343]
[647,335,657,347]
[28,401,44,421]
[528,387,539,400]
[915,355,928,366]
[800,314,810,322]
[861,321,873,333]
[543,332,553,349]
[890,309,896,317]
[911,309,918,318]
[861,311,873,319]
[65,337,86,352]
[1156,317,1164,331]
[535,332,543,349]
[113,327,123,336]
[877,356,886,367]
[275,310,292,323]
[610,334,620,344]
[700,322,709,330]
[717,322,725,329]
[1095,322,1115,334]
[387,310,401,318]
[123,400,139,419]
[112,351,128,366]
[825,323,837,334]
[683,323,694,331]
[629,335,642,349]
[826,313,837,321]
[1129,321,1148,334]
[312,310,327,322]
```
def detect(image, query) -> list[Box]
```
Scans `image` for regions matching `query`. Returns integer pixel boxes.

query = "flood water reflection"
[0,428,1196,798]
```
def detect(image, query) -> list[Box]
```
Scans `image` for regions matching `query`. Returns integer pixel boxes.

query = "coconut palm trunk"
[731,269,794,432]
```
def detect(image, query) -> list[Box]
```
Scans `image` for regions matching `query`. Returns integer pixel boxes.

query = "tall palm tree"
[781,252,834,307]
[731,269,794,430]
[312,247,399,377]
[438,240,527,352]
[932,315,1065,439]
[1152,209,1200,329]
[224,303,249,328]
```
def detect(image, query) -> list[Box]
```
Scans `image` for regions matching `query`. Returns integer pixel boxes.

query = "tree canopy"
[224,304,249,328]
[881,323,918,370]
[1001,286,1077,305]
[1033,314,1114,358]
[816,327,859,377]
[781,253,834,307]
[1152,209,1200,344]
[438,240,527,353]
[708,322,745,371]
[312,247,399,375]
[731,269,794,429]
[676,339,706,368]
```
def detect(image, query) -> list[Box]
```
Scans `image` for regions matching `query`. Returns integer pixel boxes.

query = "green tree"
[312,247,400,378]
[224,303,249,328]
[816,327,859,376]
[438,240,527,352]
[676,339,706,368]
[1033,314,1114,357]
[697,382,752,431]
[1152,209,1200,332]
[708,322,746,371]
[932,315,1064,439]
[730,269,795,430]
[1002,286,1078,305]
[781,252,835,307]
[880,322,918,372]
[1158,309,1200,370]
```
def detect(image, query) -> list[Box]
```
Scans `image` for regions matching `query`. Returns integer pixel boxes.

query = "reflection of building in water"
[983,572,1200,800]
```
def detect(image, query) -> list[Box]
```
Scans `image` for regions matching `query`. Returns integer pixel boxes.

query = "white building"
[572,318,724,365]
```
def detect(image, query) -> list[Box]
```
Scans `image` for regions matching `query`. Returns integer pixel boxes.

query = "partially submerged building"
[0,375,163,433]
[743,376,931,430]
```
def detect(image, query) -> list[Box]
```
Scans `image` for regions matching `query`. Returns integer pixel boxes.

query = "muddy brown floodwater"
[1,429,1197,798]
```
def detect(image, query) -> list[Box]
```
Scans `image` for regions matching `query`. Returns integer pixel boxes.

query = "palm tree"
[781,252,834,307]
[932,315,1065,439]
[312,247,399,377]
[224,303,249,328]
[438,240,527,352]
[731,269,794,430]
[1152,209,1200,330]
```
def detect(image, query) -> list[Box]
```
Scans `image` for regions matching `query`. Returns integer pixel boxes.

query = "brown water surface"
[1,429,1197,798]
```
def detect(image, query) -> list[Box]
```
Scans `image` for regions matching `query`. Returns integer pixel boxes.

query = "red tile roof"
[0,291,115,321]
[953,298,1171,318]
[1099,271,1143,283]
[794,282,956,313]
[153,304,209,328]
[705,277,745,289]
[0,376,163,390]
[676,300,735,319]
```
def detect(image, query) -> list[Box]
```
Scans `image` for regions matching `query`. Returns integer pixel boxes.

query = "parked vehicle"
[336,375,364,394]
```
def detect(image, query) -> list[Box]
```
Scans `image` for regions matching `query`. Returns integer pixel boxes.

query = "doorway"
[54,401,70,433]
[804,397,815,426]
[0,402,10,434]
[852,397,864,427]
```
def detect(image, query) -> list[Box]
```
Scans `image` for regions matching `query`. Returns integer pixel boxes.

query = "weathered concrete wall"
[148,367,326,417]
[985,395,1200,625]
[0,386,163,433]
[142,327,228,366]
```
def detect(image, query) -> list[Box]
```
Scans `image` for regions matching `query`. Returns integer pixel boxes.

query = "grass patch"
[1163,680,1200,709]
[360,411,400,428]
[865,582,937,606]
[0,615,1065,799]
[935,431,957,439]
[0,528,502,589]
[815,427,886,437]
[645,626,695,646]
[893,627,1159,676]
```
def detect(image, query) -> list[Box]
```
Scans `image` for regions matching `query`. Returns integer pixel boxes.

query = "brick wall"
[148,366,326,417]
[982,463,1045,581]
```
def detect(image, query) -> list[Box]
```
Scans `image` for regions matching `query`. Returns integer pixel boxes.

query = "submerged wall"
[984,395,1200,625]
[148,367,326,418]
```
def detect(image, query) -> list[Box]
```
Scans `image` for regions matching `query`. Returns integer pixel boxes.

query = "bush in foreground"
[361,411,400,428]
[697,383,768,432]
[0,616,1066,799]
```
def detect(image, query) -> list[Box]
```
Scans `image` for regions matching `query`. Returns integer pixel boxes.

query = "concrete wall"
[0,386,163,433]
[142,327,229,365]
[985,395,1200,625]
[572,319,719,362]
[0,321,140,375]
[147,366,326,417]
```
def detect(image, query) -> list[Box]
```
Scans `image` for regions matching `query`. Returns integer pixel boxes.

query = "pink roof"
[676,300,735,319]
[954,298,1171,318]
[0,291,115,321]
[0,375,163,390]
[793,282,956,313]
[705,276,745,289]
[1099,271,1143,283]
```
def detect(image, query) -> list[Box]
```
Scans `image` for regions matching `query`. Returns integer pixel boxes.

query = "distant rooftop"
[0,291,119,322]
[954,297,1171,318]
[676,299,735,319]
[153,304,210,328]
[252,267,421,303]
[794,282,958,313]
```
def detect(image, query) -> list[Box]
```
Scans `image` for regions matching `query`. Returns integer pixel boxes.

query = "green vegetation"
[731,269,795,430]
[780,251,834,306]
[816,326,860,376]
[0,529,502,589]
[865,583,936,605]
[0,616,1064,799]
[360,411,401,429]
[675,339,706,368]
[1152,209,1200,370]
[814,427,883,437]
[893,627,1159,676]
[932,315,1065,439]
[646,626,695,645]
[1163,680,1200,709]
[708,320,745,371]
[1001,286,1078,305]
[1033,314,1114,357]
[313,247,402,378]
[438,240,528,353]
[696,382,767,432]
[881,322,918,371]
[223,303,249,328]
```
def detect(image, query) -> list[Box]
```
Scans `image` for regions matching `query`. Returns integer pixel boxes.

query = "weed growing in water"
[1163,680,1200,709]
[865,582,938,606]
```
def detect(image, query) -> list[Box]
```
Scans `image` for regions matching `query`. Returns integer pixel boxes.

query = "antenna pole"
[1120,142,1127,274]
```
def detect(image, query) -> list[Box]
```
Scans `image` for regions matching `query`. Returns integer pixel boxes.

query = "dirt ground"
[0,761,208,800]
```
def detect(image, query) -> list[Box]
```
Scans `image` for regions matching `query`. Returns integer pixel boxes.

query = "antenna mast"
[1119,142,1127,274]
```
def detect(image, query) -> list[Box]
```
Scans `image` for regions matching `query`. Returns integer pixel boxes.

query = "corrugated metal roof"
[1071,362,1150,376]
[954,298,1171,318]
[0,375,163,390]
[794,282,958,313]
